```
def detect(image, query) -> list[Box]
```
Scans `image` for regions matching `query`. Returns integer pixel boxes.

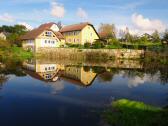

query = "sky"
[0,0,168,35]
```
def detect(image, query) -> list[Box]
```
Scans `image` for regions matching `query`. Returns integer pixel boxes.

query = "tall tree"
[152,30,161,43]
[57,21,63,30]
[98,23,116,39]
[163,29,168,43]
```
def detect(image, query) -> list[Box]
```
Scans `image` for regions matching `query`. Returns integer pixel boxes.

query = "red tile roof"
[60,22,91,32]
[55,32,64,39]
[39,22,57,29]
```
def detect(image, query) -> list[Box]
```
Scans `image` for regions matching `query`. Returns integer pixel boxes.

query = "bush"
[0,39,11,48]
[84,42,91,48]
[92,41,105,49]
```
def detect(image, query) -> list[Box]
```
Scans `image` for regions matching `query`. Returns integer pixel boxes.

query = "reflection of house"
[23,61,97,86]
[61,66,97,86]
[23,61,64,82]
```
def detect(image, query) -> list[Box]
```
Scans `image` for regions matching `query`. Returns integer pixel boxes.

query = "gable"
[39,30,60,41]
[50,24,60,32]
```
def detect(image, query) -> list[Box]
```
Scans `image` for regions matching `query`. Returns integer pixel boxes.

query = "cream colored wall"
[22,40,35,52]
[22,30,62,52]
[81,25,99,44]
[0,33,6,40]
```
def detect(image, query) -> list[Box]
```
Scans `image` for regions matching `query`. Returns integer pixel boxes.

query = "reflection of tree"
[0,74,8,88]
[92,66,106,74]
[1,59,26,76]
[83,66,91,72]
[99,72,114,82]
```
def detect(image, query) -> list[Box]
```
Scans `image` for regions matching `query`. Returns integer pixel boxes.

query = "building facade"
[60,22,99,45]
[21,22,99,51]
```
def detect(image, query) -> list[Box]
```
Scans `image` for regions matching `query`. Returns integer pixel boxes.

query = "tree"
[98,23,116,39]
[163,29,168,44]
[0,25,27,46]
[124,27,133,43]
[152,30,161,43]
[57,21,63,30]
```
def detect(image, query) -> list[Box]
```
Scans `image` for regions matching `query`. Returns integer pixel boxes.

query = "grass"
[0,46,33,60]
[104,99,168,126]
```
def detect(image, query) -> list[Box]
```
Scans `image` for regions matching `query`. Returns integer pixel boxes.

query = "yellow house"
[21,28,62,52]
[60,22,100,45]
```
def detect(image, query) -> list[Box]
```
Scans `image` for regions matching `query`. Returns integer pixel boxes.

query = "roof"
[60,22,91,32]
[55,32,64,39]
[20,28,58,40]
[39,22,57,29]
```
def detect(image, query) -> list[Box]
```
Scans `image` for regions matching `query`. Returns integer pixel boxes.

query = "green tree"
[163,29,168,43]
[152,30,161,43]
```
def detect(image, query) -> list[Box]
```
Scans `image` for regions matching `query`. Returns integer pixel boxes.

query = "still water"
[0,58,168,126]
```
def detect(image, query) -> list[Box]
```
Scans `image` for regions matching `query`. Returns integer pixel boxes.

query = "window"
[48,40,50,43]
[45,67,47,71]
[45,31,52,37]
[90,33,92,37]
[45,40,47,43]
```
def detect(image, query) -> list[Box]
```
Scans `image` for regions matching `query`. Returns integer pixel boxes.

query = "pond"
[0,58,168,126]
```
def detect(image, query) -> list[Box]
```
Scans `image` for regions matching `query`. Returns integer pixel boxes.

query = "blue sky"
[0,0,168,34]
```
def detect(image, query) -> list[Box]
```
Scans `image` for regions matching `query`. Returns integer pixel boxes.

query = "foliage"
[92,41,105,49]
[0,39,11,48]
[0,46,33,60]
[0,25,27,46]
[84,42,91,48]
[98,23,116,39]
[104,99,168,126]
[152,30,161,43]
[163,29,168,43]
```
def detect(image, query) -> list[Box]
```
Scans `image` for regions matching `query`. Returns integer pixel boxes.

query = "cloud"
[77,8,88,19]
[132,13,166,33]
[0,13,15,22]
[18,22,33,30]
[51,1,65,18]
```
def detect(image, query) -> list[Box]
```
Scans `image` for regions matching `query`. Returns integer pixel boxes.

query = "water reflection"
[0,58,168,126]
[23,59,97,86]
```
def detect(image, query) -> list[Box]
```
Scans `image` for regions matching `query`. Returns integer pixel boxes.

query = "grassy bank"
[0,46,33,60]
[104,99,168,126]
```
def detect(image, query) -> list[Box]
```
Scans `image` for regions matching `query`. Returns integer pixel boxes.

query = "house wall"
[50,24,60,32]
[81,25,99,44]
[0,33,6,40]
[62,31,82,45]
[22,30,61,52]
[22,40,35,51]
[62,25,99,45]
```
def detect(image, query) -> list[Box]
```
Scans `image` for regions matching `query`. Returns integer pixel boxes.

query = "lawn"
[104,99,168,126]
[0,46,33,60]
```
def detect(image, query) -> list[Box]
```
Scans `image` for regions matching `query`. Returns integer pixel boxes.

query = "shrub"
[84,42,91,48]
[92,41,105,49]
